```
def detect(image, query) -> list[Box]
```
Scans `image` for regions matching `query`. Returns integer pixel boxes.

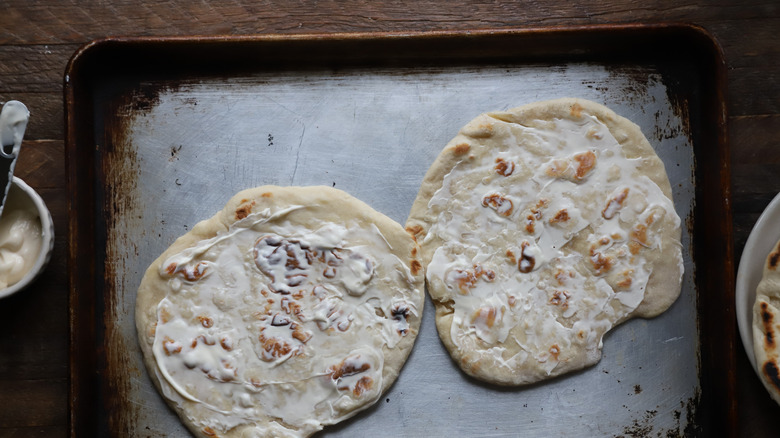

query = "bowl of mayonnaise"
[0,177,54,299]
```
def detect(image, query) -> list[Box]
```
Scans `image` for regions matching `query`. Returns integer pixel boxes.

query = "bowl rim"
[0,177,54,299]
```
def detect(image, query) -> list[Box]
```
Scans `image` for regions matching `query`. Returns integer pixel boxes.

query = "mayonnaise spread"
[152,206,420,436]
[0,198,42,289]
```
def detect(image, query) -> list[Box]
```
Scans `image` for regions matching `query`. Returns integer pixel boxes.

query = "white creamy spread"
[152,206,419,437]
[425,112,683,378]
[0,206,42,289]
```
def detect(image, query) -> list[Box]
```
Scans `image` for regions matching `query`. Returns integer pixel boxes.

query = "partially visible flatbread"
[136,186,424,437]
[753,238,780,405]
[406,98,683,385]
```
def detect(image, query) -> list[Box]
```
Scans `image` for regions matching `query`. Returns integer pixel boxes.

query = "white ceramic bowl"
[736,192,780,373]
[0,177,54,299]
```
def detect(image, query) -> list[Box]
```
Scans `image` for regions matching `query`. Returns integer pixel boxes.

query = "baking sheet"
[66,26,734,437]
[117,64,697,437]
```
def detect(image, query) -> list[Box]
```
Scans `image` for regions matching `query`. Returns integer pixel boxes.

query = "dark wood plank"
[730,114,780,248]
[0,426,68,438]
[14,140,66,188]
[707,18,780,69]
[0,379,67,428]
[0,327,68,380]
[732,164,780,210]
[0,0,775,44]
[0,45,73,93]
[730,115,780,164]
[728,66,780,116]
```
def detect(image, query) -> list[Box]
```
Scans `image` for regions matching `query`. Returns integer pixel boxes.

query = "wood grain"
[0,380,67,428]
[0,0,778,437]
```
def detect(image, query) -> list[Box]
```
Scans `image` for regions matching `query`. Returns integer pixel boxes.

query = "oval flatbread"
[753,238,780,405]
[136,186,424,437]
[406,98,683,385]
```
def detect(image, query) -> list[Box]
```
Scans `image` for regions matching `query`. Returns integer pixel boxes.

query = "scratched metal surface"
[107,63,697,437]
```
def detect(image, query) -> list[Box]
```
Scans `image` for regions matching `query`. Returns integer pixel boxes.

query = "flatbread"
[753,238,780,405]
[136,186,424,437]
[406,98,683,385]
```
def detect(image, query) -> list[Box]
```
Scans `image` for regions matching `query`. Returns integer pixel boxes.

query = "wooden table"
[0,1,777,436]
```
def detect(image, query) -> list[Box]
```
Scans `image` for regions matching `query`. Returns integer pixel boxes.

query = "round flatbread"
[136,186,424,437]
[753,238,780,405]
[406,98,683,385]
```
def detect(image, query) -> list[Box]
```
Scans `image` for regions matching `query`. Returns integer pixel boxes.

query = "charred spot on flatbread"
[235,200,256,220]
[411,260,422,276]
[760,301,776,349]
[405,224,424,242]
[769,244,780,270]
[453,143,470,155]
[763,360,780,394]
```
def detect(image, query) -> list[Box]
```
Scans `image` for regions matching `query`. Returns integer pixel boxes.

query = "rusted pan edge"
[684,23,735,437]
[64,34,98,438]
[64,23,734,437]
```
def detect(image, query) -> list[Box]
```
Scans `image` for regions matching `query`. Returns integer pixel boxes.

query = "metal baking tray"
[65,24,734,437]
